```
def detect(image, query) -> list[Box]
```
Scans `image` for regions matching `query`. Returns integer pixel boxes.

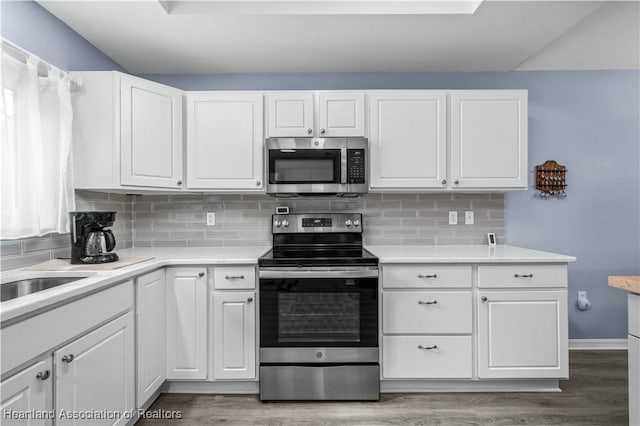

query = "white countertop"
[1,246,270,324]
[1,244,574,324]
[366,245,576,264]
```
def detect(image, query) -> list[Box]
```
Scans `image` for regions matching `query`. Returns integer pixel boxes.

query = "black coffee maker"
[69,211,119,264]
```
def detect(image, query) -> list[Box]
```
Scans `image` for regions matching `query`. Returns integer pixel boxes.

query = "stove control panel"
[272,213,363,233]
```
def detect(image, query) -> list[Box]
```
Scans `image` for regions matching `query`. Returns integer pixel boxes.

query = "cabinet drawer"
[382,336,472,379]
[630,294,640,338]
[383,265,472,288]
[383,291,472,334]
[214,266,256,289]
[478,264,567,288]
[1,281,133,375]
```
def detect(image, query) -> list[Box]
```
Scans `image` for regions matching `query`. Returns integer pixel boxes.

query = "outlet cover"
[206,212,216,226]
[448,211,458,225]
[465,211,474,225]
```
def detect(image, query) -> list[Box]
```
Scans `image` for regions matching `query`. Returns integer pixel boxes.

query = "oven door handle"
[259,268,379,279]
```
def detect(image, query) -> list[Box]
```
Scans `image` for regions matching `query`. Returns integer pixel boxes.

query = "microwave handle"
[341,148,348,184]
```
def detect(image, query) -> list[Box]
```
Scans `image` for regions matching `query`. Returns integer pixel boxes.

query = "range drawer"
[383,291,472,334]
[478,264,567,288]
[1,281,133,375]
[214,266,256,289]
[382,336,472,379]
[630,293,640,338]
[383,265,472,288]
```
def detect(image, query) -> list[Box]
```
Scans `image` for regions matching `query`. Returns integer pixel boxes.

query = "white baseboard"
[569,338,628,350]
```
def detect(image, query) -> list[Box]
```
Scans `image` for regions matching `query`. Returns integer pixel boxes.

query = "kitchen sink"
[1,273,95,302]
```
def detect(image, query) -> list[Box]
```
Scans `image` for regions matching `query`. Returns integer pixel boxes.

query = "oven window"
[278,293,360,342]
[269,149,341,184]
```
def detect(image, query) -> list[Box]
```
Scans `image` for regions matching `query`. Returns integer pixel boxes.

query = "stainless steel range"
[258,213,379,401]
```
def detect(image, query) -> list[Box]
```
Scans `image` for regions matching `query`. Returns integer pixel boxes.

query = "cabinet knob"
[481,296,488,302]
[62,354,74,364]
[441,179,447,185]
[454,180,459,185]
[247,297,254,303]
[307,128,313,135]
[417,300,438,305]
[177,180,182,186]
[256,181,261,186]
[418,344,438,350]
[36,370,51,381]
[320,128,326,135]
[198,272,205,277]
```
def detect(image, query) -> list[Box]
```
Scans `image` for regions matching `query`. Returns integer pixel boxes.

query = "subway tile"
[134,231,171,240]
[402,237,437,244]
[152,203,188,212]
[1,252,51,271]
[93,201,129,212]
[0,241,22,257]
[154,221,188,230]
[133,241,154,248]
[171,230,207,239]
[383,210,418,218]
[154,239,189,247]
[74,201,94,211]
[76,190,110,202]
[22,234,70,253]
[205,194,243,202]
[136,212,171,221]
[170,194,205,203]
[189,239,225,247]
[205,230,241,238]
[381,193,418,201]
[108,193,133,203]
[132,203,152,212]
[136,195,170,203]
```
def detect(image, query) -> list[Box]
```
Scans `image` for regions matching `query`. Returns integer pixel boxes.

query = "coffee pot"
[69,211,119,264]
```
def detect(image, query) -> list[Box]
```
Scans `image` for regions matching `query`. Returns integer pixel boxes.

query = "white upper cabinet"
[120,74,183,188]
[369,91,448,189]
[186,93,264,190]
[71,71,184,190]
[267,91,365,137]
[318,92,365,137]
[450,91,528,189]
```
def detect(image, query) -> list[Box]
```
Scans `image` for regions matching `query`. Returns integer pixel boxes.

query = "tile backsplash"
[132,192,504,247]
[1,191,503,270]
[0,191,133,270]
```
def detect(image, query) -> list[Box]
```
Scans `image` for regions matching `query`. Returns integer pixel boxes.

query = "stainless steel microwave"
[266,138,369,197]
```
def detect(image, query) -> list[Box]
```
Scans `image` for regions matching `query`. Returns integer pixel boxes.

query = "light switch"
[448,211,458,225]
[465,211,474,225]
[206,212,216,226]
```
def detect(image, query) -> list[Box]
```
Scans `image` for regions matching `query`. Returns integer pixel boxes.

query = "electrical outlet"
[206,212,216,226]
[465,211,474,225]
[448,211,458,225]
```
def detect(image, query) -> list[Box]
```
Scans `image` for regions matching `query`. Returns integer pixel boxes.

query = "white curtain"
[1,51,75,239]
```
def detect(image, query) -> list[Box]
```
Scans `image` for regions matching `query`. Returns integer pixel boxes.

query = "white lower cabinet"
[212,291,256,380]
[0,359,53,425]
[136,270,166,406]
[166,268,208,380]
[383,336,472,379]
[477,290,568,379]
[55,312,135,426]
[629,334,639,426]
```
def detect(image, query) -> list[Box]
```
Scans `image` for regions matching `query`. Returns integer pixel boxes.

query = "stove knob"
[282,220,290,227]
[345,219,353,227]
[274,220,281,227]
[353,219,360,227]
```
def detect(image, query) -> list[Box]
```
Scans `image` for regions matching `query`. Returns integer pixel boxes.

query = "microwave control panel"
[347,149,366,184]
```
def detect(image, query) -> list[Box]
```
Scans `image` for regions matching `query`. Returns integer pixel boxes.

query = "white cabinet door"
[629,335,639,426]
[136,269,166,407]
[1,360,52,426]
[120,74,183,188]
[450,91,528,189]
[166,268,208,380]
[212,291,256,380]
[267,92,314,137]
[477,291,568,379]
[318,92,365,137]
[368,91,447,189]
[55,312,135,426]
[186,93,264,189]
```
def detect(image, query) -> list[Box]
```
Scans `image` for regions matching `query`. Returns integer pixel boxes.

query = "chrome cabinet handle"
[514,273,534,278]
[454,180,459,185]
[198,272,205,277]
[225,275,245,280]
[481,296,488,302]
[418,345,438,350]
[36,370,51,381]
[320,128,326,135]
[307,128,313,135]
[62,354,74,364]
[441,179,447,185]
[247,297,253,303]
[417,274,437,279]
[417,300,438,305]
[177,180,182,186]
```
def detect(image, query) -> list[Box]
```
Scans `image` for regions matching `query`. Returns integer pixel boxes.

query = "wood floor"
[138,350,628,425]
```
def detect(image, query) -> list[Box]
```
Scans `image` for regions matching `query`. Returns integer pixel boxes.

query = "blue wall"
[3,1,638,339]
[0,0,125,72]
[144,71,640,339]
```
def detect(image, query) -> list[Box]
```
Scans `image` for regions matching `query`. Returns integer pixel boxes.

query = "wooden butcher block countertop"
[608,275,640,294]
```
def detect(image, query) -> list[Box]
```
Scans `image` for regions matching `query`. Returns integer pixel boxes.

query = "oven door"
[259,268,378,350]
